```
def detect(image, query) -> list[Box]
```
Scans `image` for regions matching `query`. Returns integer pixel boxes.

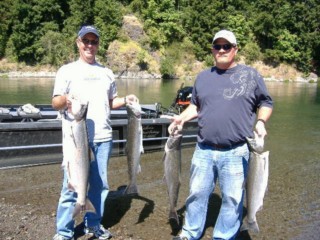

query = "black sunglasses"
[81,38,99,46]
[212,44,234,51]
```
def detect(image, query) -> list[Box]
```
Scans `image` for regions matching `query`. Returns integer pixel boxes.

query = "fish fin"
[240,218,260,233]
[258,205,264,212]
[139,126,144,154]
[140,141,144,154]
[137,164,142,174]
[169,210,179,225]
[162,152,167,162]
[162,174,167,184]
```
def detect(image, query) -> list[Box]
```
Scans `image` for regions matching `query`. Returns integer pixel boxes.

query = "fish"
[124,101,144,195]
[61,96,95,218]
[163,130,183,224]
[241,132,269,233]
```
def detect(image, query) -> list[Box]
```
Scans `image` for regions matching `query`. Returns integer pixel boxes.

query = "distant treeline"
[0,0,319,74]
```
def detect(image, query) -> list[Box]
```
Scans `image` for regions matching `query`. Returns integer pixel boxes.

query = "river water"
[1,77,319,239]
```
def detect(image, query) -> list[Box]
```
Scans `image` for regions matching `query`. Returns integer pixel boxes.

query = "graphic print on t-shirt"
[223,68,257,100]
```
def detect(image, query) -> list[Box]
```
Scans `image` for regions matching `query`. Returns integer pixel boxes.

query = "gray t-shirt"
[191,64,273,147]
[53,60,118,142]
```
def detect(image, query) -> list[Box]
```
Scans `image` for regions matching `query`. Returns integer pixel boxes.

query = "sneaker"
[172,236,188,240]
[52,234,74,240]
[84,225,113,239]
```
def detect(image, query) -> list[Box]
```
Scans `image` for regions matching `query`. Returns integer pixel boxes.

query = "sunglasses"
[212,44,234,51]
[81,38,99,46]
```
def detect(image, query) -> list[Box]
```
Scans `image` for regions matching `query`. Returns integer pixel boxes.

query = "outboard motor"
[172,85,193,113]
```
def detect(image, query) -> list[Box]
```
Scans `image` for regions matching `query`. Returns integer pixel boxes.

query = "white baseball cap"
[212,30,237,45]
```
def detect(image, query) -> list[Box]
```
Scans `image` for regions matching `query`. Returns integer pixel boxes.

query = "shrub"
[241,41,262,64]
[160,57,175,79]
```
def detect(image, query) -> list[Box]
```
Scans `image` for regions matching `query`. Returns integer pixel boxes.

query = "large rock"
[106,15,161,78]
[122,15,146,42]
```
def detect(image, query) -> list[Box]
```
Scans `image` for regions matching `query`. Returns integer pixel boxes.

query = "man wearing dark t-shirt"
[170,30,273,240]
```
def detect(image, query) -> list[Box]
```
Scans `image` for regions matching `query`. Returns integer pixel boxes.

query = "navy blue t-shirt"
[191,64,273,147]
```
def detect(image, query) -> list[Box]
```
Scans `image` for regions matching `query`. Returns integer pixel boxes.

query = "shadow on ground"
[74,183,253,239]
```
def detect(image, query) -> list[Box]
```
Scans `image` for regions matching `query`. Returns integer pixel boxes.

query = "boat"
[0,87,197,169]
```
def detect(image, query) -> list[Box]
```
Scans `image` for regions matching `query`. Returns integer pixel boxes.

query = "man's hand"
[168,115,184,135]
[255,120,267,138]
[125,94,139,105]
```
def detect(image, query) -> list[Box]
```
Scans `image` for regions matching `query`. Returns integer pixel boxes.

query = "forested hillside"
[0,0,319,77]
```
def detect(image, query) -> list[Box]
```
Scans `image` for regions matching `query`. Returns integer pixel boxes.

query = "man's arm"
[168,103,198,134]
[110,94,139,109]
[255,106,273,137]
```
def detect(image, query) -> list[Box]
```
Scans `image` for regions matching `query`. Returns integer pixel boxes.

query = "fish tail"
[169,210,179,225]
[72,198,96,219]
[124,184,139,196]
[240,218,260,233]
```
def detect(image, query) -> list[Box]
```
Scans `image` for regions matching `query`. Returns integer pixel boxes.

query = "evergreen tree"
[94,0,123,57]
[0,0,14,58]
[7,0,65,64]
[0,0,319,73]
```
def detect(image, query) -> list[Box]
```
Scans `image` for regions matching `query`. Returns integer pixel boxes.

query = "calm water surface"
[0,77,187,107]
[1,77,320,238]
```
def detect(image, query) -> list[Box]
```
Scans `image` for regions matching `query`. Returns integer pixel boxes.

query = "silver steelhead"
[124,102,144,195]
[62,97,95,218]
[241,149,269,233]
[163,131,183,224]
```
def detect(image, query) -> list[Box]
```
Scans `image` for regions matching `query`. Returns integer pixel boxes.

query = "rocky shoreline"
[0,70,163,80]
[0,70,318,83]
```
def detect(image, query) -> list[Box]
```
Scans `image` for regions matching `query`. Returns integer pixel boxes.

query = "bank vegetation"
[0,0,319,81]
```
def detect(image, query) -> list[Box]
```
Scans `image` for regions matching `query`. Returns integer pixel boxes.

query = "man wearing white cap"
[169,30,273,239]
[52,25,138,240]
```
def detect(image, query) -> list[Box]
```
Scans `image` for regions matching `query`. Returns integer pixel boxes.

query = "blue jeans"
[180,142,249,240]
[56,141,112,238]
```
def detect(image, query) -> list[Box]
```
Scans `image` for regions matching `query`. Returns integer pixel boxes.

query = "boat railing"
[0,134,197,152]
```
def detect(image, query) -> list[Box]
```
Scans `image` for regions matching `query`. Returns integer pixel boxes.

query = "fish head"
[126,102,142,118]
[165,132,183,151]
[246,131,264,153]
[69,96,88,120]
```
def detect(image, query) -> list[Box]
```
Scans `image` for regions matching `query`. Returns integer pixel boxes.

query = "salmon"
[61,96,95,218]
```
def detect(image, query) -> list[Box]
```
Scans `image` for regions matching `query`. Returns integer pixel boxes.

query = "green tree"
[139,0,185,49]
[8,0,65,64]
[275,29,299,62]
[1,0,320,74]
[250,0,320,73]
[38,30,76,66]
[62,0,95,37]
[0,0,14,58]
[94,0,123,57]
[181,0,248,59]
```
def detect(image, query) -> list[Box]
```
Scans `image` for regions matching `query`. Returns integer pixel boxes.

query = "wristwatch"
[257,119,266,124]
